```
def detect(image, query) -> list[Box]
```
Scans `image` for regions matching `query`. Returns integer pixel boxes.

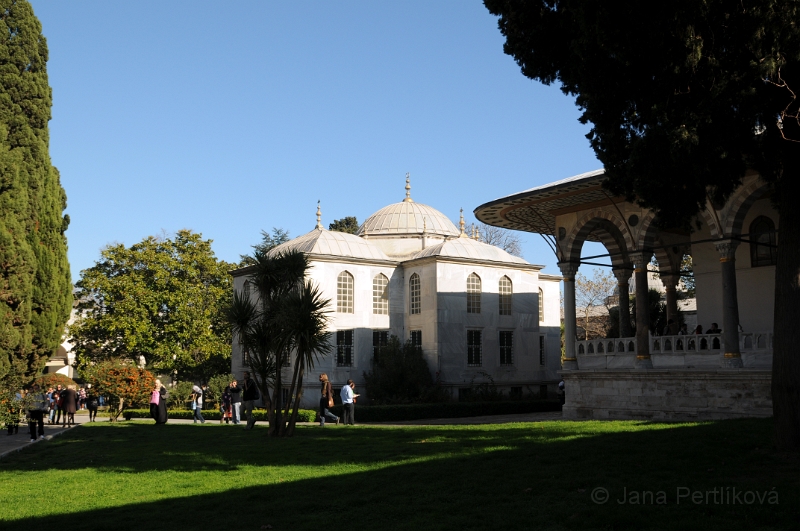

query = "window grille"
[539,335,546,366]
[337,271,354,313]
[373,274,389,314]
[409,273,421,314]
[499,276,512,315]
[372,330,388,362]
[499,331,513,365]
[336,329,353,366]
[467,273,481,314]
[410,330,422,352]
[749,216,777,267]
[467,329,482,366]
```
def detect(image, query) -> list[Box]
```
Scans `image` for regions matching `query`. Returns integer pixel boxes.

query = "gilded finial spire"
[316,200,323,230]
[403,172,413,203]
[459,208,467,238]
[473,226,480,241]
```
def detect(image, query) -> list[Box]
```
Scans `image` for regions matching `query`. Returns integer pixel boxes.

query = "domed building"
[231,176,563,405]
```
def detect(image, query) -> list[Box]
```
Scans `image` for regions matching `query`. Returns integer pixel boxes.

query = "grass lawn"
[0,418,796,531]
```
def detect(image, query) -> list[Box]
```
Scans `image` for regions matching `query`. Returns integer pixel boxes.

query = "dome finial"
[459,208,468,238]
[316,200,323,230]
[403,172,413,203]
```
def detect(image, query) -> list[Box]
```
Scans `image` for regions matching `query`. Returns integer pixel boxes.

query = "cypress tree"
[0,0,71,379]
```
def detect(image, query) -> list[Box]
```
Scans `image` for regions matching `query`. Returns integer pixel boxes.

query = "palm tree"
[277,280,331,436]
[225,249,331,436]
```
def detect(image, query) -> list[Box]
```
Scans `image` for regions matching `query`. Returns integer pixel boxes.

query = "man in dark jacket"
[229,380,242,424]
[242,372,258,430]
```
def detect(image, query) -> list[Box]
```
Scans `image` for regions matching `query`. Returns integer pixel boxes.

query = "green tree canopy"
[70,230,233,381]
[328,216,359,234]
[0,0,71,380]
[485,0,800,449]
[239,227,290,266]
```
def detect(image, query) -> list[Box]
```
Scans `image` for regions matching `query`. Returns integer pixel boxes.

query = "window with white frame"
[499,276,512,315]
[467,273,481,314]
[337,271,354,313]
[373,274,389,315]
[467,329,482,366]
[539,288,544,323]
[337,329,354,366]
[409,273,421,315]
[499,330,513,365]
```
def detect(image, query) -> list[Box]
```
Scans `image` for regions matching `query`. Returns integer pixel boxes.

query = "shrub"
[83,361,155,421]
[34,373,79,390]
[205,373,236,408]
[327,400,561,423]
[167,381,195,410]
[363,335,449,404]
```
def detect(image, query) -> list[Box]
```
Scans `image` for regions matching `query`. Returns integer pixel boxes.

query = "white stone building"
[231,177,562,406]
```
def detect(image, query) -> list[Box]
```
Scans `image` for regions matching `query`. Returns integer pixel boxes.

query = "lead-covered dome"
[358,201,460,238]
[413,237,529,265]
[269,228,391,261]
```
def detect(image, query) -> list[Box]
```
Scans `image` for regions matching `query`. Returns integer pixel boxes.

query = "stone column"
[630,251,653,368]
[612,267,633,338]
[660,271,680,325]
[714,239,743,368]
[558,261,580,370]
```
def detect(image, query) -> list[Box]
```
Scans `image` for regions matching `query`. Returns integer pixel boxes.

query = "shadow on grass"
[0,419,797,531]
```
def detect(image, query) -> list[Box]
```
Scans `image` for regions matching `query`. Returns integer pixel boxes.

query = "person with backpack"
[242,372,259,430]
[192,384,205,424]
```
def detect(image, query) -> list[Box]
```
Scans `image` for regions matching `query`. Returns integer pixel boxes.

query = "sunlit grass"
[0,419,796,530]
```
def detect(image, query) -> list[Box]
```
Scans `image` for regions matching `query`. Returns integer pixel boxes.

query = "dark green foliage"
[0,0,71,380]
[363,335,448,404]
[239,227,290,266]
[32,372,77,389]
[328,216,359,234]
[70,230,233,381]
[328,400,560,422]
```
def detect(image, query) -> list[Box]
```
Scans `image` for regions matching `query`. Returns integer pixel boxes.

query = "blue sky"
[33,1,605,281]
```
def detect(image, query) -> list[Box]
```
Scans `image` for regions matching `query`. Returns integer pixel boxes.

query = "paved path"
[0,411,564,459]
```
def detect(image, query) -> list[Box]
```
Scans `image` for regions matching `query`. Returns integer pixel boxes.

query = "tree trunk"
[286,358,305,437]
[772,169,800,451]
[281,353,302,436]
[273,349,283,437]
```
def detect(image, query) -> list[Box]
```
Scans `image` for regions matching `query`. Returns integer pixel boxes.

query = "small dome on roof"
[269,228,391,261]
[413,237,528,265]
[358,202,459,237]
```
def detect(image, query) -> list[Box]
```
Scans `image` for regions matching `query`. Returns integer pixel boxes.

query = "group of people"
[318,373,359,426]
[664,320,722,336]
[149,372,259,428]
[4,382,97,443]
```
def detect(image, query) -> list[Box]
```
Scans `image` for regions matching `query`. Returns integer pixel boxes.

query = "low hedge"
[327,400,561,423]
[122,408,317,423]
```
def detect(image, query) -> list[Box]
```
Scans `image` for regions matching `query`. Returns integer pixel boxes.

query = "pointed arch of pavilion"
[563,209,634,267]
[723,179,773,237]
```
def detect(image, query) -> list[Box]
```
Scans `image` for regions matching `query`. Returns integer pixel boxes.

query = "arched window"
[243,280,251,299]
[337,271,354,313]
[750,216,777,267]
[499,276,512,315]
[373,274,389,315]
[539,288,544,323]
[467,273,481,314]
[409,273,421,314]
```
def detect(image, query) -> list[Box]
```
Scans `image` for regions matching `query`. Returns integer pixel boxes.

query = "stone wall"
[562,369,772,421]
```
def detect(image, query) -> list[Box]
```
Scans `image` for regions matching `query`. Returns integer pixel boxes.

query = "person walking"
[192,385,205,424]
[79,387,87,410]
[242,372,259,430]
[229,379,242,424]
[27,383,47,442]
[150,379,168,424]
[340,379,358,425]
[60,385,78,428]
[318,373,339,427]
[86,386,99,422]
[47,387,57,424]
[220,386,232,424]
[53,384,64,425]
